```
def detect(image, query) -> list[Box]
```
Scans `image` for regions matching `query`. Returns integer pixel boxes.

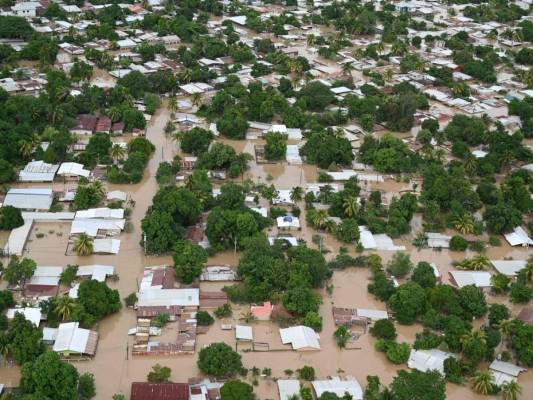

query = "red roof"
[96,117,112,132]
[131,383,189,400]
[251,301,272,317]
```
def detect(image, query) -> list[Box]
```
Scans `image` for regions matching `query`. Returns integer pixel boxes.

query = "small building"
[426,232,452,248]
[137,288,200,308]
[235,325,253,341]
[57,162,90,179]
[505,227,533,247]
[312,376,363,400]
[6,307,42,327]
[449,271,492,288]
[490,260,527,277]
[107,190,128,202]
[3,219,33,256]
[131,382,189,400]
[76,265,114,282]
[19,161,59,182]
[70,115,98,135]
[517,307,533,325]
[280,326,320,351]
[278,380,300,400]
[3,188,53,211]
[92,238,121,254]
[489,360,527,385]
[200,265,236,281]
[52,322,98,357]
[251,302,273,320]
[26,266,62,296]
[408,349,458,374]
[276,216,300,229]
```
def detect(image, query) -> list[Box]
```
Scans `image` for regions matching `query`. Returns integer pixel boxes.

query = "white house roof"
[77,265,115,281]
[3,188,53,210]
[312,376,363,400]
[57,162,90,178]
[276,216,300,229]
[75,208,124,219]
[450,271,492,288]
[19,161,59,182]
[137,288,200,307]
[92,239,121,254]
[490,260,527,277]
[408,349,458,374]
[107,190,127,202]
[489,360,527,385]
[269,236,298,246]
[28,266,62,286]
[235,325,253,341]
[356,308,388,320]
[505,227,533,247]
[278,380,301,400]
[4,219,32,256]
[53,322,96,355]
[279,326,320,350]
[70,219,125,237]
[7,307,42,327]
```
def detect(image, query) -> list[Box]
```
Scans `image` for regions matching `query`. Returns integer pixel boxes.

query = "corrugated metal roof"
[489,360,527,378]
[235,325,253,341]
[75,208,124,219]
[4,218,33,255]
[278,380,300,400]
[490,260,527,276]
[4,189,53,210]
[53,322,97,355]
[6,307,42,327]
[92,239,121,254]
[312,376,363,400]
[356,308,388,321]
[137,288,200,307]
[279,326,320,350]
[408,349,457,374]
[449,271,492,288]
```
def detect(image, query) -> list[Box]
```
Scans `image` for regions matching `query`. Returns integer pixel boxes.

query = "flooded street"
[0,102,532,399]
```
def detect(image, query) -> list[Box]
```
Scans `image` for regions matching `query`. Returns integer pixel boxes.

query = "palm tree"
[191,92,202,108]
[261,184,278,204]
[290,186,304,204]
[471,370,495,395]
[168,96,179,113]
[55,296,76,321]
[180,68,192,83]
[390,41,407,56]
[0,333,9,360]
[73,233,94,256]
[91,180,106,199]
[108,106,122,123]
[343,196,359,218]
[500,151,514,172]
[313,210,330,230]
[183,175,194,190]
[521,257,533,283]
[19,140,33,159]
[291,76,301,90]
[495,320,512,352]
[500,380,522,400]
[341,61,354,77]
[354,48,364,58]
[512,30,524,46]
[524,70,533,88]
[486,30,497,41]
[452,82,469,97]
[470,255,490,271]
[452,213,474,235]
[306,33,316,47]
[461,329,486,348]
[172,130,183,150]
[501,29,513,40]
[239,312,258,324]
[463,155,477,173]
[376,41,385,55]
[233,152,254,182]
[48,105,64,124]
[109,144,126,164]
[320,185,334,204]
[434,148,446,163]
[384,69,394,82]
[164,119,176,136]
[480,113,493,129]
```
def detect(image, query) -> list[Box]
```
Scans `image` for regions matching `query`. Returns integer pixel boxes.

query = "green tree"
[301,311,323,332]
[483,204,522,234]
[388,283,427,325]
[147,364,172,382]
[0,206,24,230]
[78,373,96,400]
[298,81,334,111]
[411,261,437,288]
[197,343,243,376]
[500,380,522,400]
[282,287,321,316]
[290,186,304,204]
[264,132,288,161]
[173,240,207,285]
[20,352,79,400]
[217,108,249,139]
[298,365,315,380]
[387,252,413,279]
[180,127,214,156]
[334,326,350,348]
[2,256,36,287]
[54,296,76,321]
[471,370,495,395]
[75,280,121,326]
[452,213,475,235]
[390,369,445,400]
[220,380,254,400]
[369,319,397,340]
[196,311,214,326]
[342,196,359,218]
[335,218,360,243]
[6,312,44,364]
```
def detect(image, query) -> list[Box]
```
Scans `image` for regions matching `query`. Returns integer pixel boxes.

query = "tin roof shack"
[517,307,533,325]
[3,188,53,211]
[449,271,492,289]
[26,266,63,296]
[312,376,363,400]
[188,378,222,400]
[490,260,527,277]
[76,264,115,282]
[51,322,99,358]
[200,265,236,281]
[278,380,301,400]
[131,382,189,400]
[57,162,91,179]
[279,326,321,351]
[6,307,42,327]
[408,349,458,374]
[251,302,273,320]
[4,219,33,256]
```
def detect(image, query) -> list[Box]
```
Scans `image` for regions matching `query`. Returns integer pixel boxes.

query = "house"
[251,302,273,320]
[70,219,125,237]
[76,265,115,282]
[75,208,124,219]
[18,161,59,182]
[200,265,236,281]
[489,360,527,385]
[276,216,300,229]
[57,162,91,179]
[26,266,62,296]
[52,322,99,357]
[490,260,527,277]
[137,288,200,308]
[11,2,42,17]
[235,325,253,341]
[312,376,363,400]
[4,219,33,256]
[504,227,533,247]
[449,271,492,288]
[107,190,127,202]
[408,349,458,374]
[278,380,300,400]
[96,116,112,133]
[426,232,452,248]
[70,115,98,135]
[279,326,320,351]
[517,307,533,325]
[6,307,42,327]
[131,383,189,400]
[3,188,53,210]
[92,238,121,254]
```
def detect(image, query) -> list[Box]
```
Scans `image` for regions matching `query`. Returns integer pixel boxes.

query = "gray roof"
[3,188,53,210]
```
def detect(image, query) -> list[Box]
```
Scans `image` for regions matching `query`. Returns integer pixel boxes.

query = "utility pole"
[143,232,147,255]
[126,341,129,360]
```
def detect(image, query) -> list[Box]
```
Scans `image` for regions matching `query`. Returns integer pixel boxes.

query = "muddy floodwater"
[1,105,532,399]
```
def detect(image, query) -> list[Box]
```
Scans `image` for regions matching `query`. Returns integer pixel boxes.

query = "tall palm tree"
[191,92,202,108]
[471,370,495,395]
[91,180,106,199]
[524,70,533,89]
[168,96,179,113]
[19,140,33,159]
[320,185,334,204]
[341,61,354,77]
[164,119,176,136]
[73,233,94,256]
[343,196,359,218]
[470,255,490,271]
[233,152,253,182]
[512,30,524,46]
[452,213,474,234]
[180,68,192,83]
[500,151,514,172]
[261,184,278,204]
[0,333,9,360]
[500,380,522,400]
[290,186,304,204]
[376,41,385,55]
[313,210,330,230]
[354,48,364,58]
[463,155,477,173]
[390,41,407,56]
[521,257,533,283]
[306,34,316,47]
[501,29,513,40]
[109,144,126,164]
[486,30,497,41]
[108,106,122,123]
[452,82,469,97]
[183,175,194,190]
[291,76,301,90]
[55,296,76,321]
[239,312,258,324]
[384,69,394,82]
[495,320,512,352]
